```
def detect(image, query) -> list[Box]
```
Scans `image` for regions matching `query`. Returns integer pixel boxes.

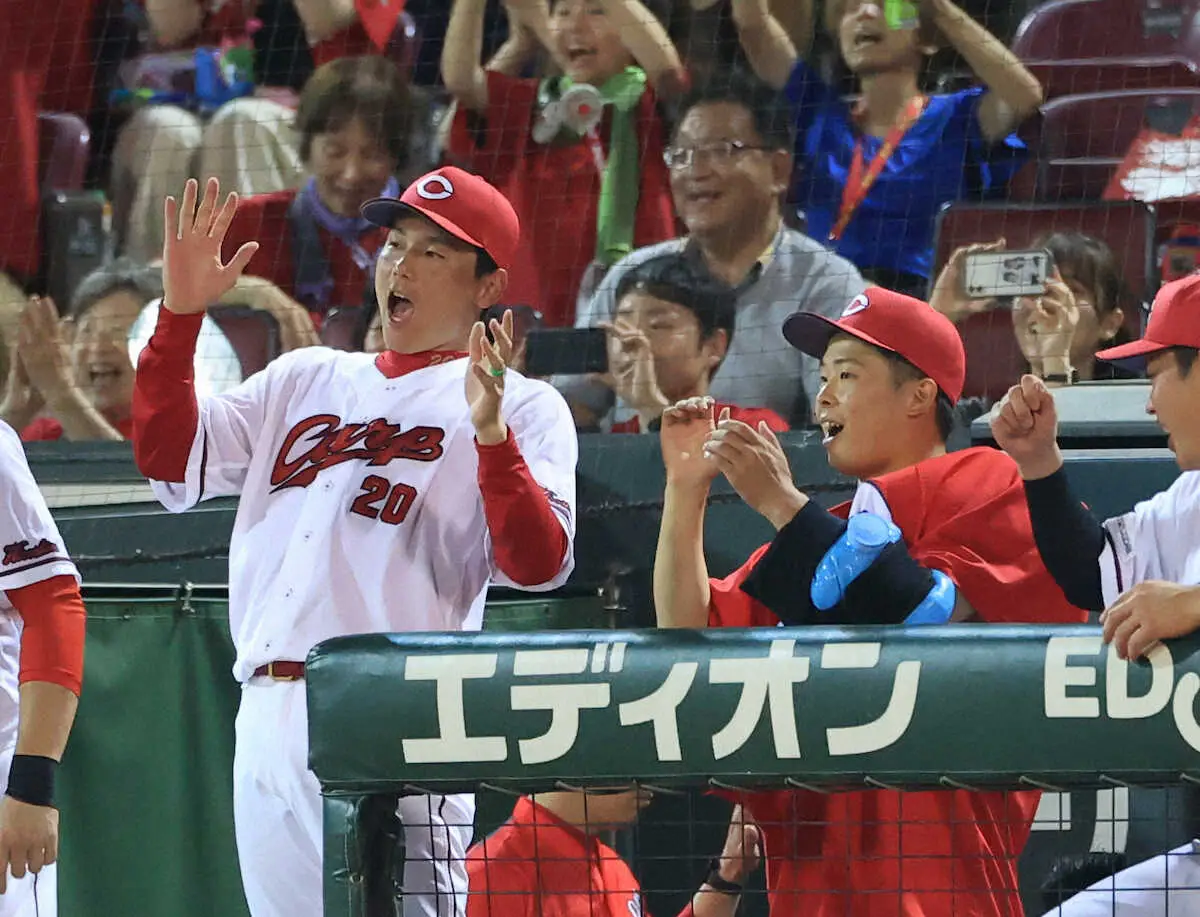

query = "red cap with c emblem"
[782,287,967,403]
[361,166,521,271]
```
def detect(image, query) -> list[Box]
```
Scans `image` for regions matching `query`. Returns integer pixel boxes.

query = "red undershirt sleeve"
[476,430,569,587]
[131,307,204,483]
[6,574,85,696]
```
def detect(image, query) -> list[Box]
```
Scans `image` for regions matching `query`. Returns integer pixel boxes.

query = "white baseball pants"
[1044,841,1200,915]
[0,746,56,917]
[232,679,474,917]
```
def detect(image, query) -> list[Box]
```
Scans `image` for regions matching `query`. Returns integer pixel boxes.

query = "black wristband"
[6,755,57,808]
[704,859,744,895]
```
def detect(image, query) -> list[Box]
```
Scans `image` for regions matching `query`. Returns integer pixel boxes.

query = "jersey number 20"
[350,474,417,525]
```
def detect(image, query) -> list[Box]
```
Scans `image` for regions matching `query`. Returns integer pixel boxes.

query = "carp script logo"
[2,539,57,567]
[271,414,446,492]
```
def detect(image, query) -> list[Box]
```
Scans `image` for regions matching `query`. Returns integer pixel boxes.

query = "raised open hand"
[162,178,259,316]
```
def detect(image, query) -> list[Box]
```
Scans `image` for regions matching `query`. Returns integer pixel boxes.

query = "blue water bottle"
[810,513,956,625]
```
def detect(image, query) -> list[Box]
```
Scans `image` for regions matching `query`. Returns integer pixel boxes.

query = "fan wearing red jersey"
[603,253,788,435]
[0,423,86,917]
[653,286,1085,917]
[468,791,761,917]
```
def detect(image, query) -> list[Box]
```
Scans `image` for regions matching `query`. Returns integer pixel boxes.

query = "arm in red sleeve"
[131,307,204,483]
[476,430,569,587]
[6,574,85,696]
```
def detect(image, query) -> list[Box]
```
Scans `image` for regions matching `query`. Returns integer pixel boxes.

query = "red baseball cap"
[361,166,520,271]
[782,286,967,403]
[1096,272,1200,369]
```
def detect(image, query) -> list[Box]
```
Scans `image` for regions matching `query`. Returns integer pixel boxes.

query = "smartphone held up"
[961,249,1054,302]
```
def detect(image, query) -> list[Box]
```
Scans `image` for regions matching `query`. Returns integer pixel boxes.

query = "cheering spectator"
[602,254,788,433]
[110,0,414,262]
[0,259,315,442]
[219,56,417,325]
[0,260,163,441]
[442,0,684,327]
[468,790,761,917]
[931,233,1133,385]
[575,73,865,427]
[727,0,1041,296]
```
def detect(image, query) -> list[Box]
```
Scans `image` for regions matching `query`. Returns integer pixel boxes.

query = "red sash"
[829,94,927,242]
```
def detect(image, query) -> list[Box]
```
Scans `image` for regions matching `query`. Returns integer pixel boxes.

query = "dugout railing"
[306,626,1200,917]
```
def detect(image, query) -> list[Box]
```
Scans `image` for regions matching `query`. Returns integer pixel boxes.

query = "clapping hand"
[703,408,807,529]
[467,308,515,445]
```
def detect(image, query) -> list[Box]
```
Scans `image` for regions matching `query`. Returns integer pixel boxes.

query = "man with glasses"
[570,72,865,428]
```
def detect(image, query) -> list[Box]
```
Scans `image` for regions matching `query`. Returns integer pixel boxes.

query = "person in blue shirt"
[717,0,1043,296]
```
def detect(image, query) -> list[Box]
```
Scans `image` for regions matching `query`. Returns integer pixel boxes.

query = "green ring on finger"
[488,366,505,378]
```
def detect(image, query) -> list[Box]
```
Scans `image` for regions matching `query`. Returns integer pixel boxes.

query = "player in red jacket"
[653,286,1086,917]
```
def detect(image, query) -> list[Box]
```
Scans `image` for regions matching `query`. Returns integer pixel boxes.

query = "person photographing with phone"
[931,232,1134,386]
[600,254,789,433]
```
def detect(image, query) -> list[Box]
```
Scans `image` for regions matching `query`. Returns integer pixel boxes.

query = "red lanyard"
[829,95,927,242]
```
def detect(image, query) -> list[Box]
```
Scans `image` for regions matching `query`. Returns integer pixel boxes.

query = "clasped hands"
[661,396,807,530]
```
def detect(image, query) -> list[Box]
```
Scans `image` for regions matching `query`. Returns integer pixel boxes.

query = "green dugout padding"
[307,627,1200,917]
[57,589,248,917]
[57,588,605,917]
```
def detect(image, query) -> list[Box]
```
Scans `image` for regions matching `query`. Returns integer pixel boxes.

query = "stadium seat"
[1026,59,1200,99]
[930,201,1155,400]
[1013,0,1200,61]
[207,305,282,378]
[320,307,366,352]
[1013,0,1200,98]
[36,111,90,193]
[1036,89,1200,201]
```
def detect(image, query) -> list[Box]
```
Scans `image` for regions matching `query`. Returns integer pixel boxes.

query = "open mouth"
[387,292,415,325]
[88,365,121,387]
[567,46,597,63]
[820,421,845,445]
[686,189,721,205]
[853,32,883,49]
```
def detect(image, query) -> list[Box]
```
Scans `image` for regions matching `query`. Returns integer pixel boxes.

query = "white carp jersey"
[146,348,578,682]
[1100,470,1200,604]
[0,422,79,751]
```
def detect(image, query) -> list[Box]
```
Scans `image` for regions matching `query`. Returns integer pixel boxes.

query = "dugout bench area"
[31,432,1194,917]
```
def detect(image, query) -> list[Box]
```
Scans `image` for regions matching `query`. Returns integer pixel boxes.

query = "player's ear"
[904,377,940,422]
[474,268,509,310]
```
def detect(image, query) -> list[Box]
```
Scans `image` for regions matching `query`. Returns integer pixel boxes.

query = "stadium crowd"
[1,0,1199,915]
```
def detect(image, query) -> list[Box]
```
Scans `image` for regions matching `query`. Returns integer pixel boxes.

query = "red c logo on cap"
[416,175,454,201]
[842,293,870,317]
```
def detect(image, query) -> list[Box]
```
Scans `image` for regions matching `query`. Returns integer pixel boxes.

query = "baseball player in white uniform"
[992,273,1200,915]
[0,421,86,917]
[129,170,577,917]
